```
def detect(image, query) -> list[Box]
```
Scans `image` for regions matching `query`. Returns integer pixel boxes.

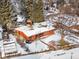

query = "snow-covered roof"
[64,35,79,44]
[15,25,55,37]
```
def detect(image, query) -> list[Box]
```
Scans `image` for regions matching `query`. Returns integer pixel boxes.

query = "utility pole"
[71,52,73,59]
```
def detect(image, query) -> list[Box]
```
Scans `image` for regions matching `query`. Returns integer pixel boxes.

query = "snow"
[40,48,79,59]
[15,25,55,37]
[10,53,42,59]
[1,0,79,58]
[17,15,25,22]
[25,32,61,52]
[0,34,17,57]
[0,34,27,57]
[10,48,79,59]
[64,35,79,44]
[12,28,79,59]
[1,31,61,55]
[0,29,79,59]
[41,32,61,42]
[40,50,71,59]
[8,34,29,54]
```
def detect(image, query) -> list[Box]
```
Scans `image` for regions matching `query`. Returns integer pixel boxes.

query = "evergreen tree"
[0,0,12,26]
[24,0,44,22]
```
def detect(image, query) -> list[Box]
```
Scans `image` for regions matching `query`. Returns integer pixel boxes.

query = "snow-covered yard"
[10,48,79,59]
